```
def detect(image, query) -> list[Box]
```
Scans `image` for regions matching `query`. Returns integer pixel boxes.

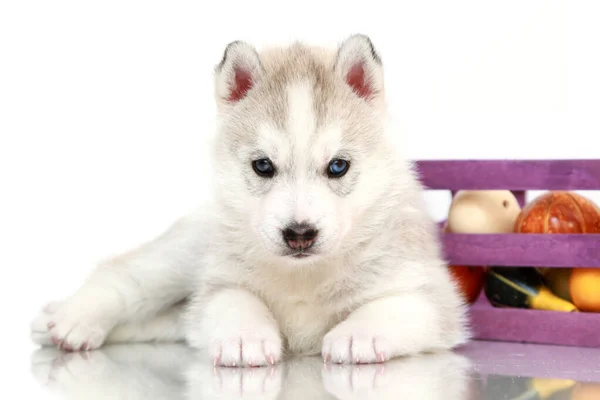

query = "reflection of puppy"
[185,360,284,400]
[321,352,473,400]
[186,351,473,400]
[31,344,195,400]
[32,345,472,400]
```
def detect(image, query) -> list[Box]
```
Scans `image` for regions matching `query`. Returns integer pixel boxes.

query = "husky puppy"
[31,34,469,367]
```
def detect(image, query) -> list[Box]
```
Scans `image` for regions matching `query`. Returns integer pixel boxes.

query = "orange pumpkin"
[515,191,600,234]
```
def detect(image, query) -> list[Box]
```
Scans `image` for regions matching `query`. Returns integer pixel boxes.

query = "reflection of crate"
[415,160,600,348]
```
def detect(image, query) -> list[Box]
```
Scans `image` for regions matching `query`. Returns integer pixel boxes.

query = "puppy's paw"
[208,328,283,368]
[322,295,450,364]
[31,302,62,346]
[31,299,116,351]
[187,289,284,368]
[322,320,391,364]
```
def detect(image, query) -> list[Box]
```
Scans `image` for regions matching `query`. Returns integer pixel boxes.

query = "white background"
[0,0,599,396]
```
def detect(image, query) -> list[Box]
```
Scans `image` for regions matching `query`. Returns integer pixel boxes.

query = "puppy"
[31,34,469,367]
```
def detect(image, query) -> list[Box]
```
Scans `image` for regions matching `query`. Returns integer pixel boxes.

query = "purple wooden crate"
[416,159,600,348]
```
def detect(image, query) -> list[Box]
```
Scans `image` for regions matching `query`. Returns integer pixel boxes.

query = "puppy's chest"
[259,285,348,354]
[275,297,334,353]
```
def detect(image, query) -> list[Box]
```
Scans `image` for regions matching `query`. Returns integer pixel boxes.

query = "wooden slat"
[415,159,600,190]
[442,233,600,267]
[469,303,600,349]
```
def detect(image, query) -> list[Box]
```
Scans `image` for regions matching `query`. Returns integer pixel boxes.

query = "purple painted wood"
[415,159,600,190]
[442,233,600,267]
[469,304,600,349]
[511,190,526,207]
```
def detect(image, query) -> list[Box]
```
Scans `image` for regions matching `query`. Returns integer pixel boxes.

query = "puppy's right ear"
[215,41,262,107]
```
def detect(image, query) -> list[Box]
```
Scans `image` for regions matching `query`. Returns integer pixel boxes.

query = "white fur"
[287,81,317,154]
[30,35,469,366]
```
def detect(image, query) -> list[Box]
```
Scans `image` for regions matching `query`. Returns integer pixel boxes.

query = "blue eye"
[327,159,350,178]
[252,158,275,177]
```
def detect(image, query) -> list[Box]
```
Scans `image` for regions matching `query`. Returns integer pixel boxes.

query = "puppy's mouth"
[292,252,312,259]
[283,249,316,259]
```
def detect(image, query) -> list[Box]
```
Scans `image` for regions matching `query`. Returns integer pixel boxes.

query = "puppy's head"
[212,35,394,264]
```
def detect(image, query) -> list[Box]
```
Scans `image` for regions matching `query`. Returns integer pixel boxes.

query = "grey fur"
[336,34,383,65]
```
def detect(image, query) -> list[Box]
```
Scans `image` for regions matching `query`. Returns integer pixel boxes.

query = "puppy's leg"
[322,292,468,364]
[186,289,283,367]
[32,303,187,346]
[106,303,188,344]
[31,214,203,351]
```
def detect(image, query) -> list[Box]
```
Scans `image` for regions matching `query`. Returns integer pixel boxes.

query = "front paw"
[30,300,115,351]
[322,321,393,364]
[208,329,283,368]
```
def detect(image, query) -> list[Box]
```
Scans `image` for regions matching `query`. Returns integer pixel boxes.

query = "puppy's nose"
[282,223,318,250]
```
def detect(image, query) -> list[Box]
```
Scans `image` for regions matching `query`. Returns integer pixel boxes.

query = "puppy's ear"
[215,41,262,106]
[335,34,384,101]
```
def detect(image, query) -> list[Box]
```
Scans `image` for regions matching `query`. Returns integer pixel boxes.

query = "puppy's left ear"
[335,34,384,101]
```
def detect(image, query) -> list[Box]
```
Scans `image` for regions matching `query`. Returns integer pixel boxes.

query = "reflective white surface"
[27,341,600,399]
